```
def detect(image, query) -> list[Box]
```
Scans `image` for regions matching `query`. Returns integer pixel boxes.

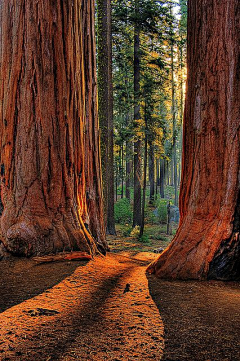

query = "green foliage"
[139,233,150,244]
[110,1,186,232]
[122,225,132,237]
[153,234,169,242]
[144,206,158,225]
[156,199,168,224]
[165,185,179,200]
[114,198,132,224]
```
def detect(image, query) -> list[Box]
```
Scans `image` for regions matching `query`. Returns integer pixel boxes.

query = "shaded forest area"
[99,0,187,240]
[0,0,240,360]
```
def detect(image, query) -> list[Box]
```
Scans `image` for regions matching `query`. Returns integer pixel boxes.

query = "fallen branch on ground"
[32,252,92,264]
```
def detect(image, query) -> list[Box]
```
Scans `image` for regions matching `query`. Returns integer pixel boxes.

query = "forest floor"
[0,226,240,361]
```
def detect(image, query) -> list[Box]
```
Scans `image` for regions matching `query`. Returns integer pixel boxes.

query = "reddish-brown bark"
[0,0,107,256]
[147,0,240,280]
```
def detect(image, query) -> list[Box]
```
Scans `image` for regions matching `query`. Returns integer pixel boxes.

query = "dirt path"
[0,251,240,360]
[0,253,164,360]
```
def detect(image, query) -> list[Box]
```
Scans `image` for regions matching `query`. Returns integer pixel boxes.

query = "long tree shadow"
[0,258,89,313]
[6,267,131,360]
[147,274,240,361]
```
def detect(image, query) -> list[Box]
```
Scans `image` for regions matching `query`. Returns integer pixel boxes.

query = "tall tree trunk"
[125,140,132,200]
[170,23,178,206]
[115,164,118,202]
[155,158,159,198]
[121,142,124,199]
[178,32,184,190]
[83,0,107,251]
[106,0,116,235]
[166,160,169,186]
[97,0,116,235]
[97,0,109,222]
[0,0,107,256]
[160,159,165,199]
[147,0,240,280]
[140,130,147,238]
[149,142,155,204]
[133,1,142,227]
[156,158,160,185]
[170,159,174,186]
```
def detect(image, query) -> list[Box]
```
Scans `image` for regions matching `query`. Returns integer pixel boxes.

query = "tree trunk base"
[147,230,240,281]
[0,217,99,258]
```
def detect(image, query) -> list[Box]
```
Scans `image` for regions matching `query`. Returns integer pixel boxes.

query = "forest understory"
[0,231,239,361]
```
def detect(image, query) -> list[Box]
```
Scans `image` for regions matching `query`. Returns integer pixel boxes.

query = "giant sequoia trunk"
[0,0,107,256]
[147,0,240,280]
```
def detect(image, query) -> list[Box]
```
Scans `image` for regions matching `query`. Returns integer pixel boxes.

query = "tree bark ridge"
[0,0,107,256]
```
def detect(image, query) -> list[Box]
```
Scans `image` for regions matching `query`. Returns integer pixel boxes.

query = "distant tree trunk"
[170,7,178,207]
[97,0,116,235]
[155,158,159,198]
[115,166,118,202]
[133,139,142,227]
[156,159,160,185]
[166,160,169,186]
[140,123,148,238]
[166,201,172,236]
[0,0,107,256]
[170,160,174,186]
[121,143,124,199]
[125,140,132,200]
[149,142,155,204]
[178,31,184,189]
[106,0,116,235]
[147,0,240,280]
[160,159,165,199]
[133,1,142,227]
[97,0,109,221]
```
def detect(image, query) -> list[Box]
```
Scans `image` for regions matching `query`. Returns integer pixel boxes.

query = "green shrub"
[114,198,132,224]
[122,226,132,237]
[145,207,158,225]
[139,234,150,244]
[156,199,168,224]
[154,234,169,242]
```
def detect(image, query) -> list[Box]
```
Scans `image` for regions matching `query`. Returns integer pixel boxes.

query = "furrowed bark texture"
[147,0,240,280]
[0,0,107,256]
[97,0,116,235]
[97,0,108,223]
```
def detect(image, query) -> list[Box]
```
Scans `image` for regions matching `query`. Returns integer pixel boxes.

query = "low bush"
[139,234,150,244]
[114,198,132,224]
[156,199,168,224]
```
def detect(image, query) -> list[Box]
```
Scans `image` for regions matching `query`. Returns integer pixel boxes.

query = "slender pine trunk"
[149,142,155,204]
[133,1,142,227]
[140,124,148,238]
[160,158,165,199]
[170,12,178,206]
[125,140,132,200]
